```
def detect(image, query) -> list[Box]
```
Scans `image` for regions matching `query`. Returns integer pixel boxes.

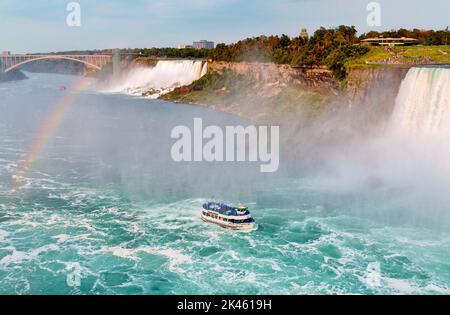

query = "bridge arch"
[3,55,107,73]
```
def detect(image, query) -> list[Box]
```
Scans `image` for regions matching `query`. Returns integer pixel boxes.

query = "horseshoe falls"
[1,69,450,295]
[390,67,450,136]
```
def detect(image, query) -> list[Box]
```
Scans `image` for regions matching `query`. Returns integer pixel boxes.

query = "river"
[0,69,450,294]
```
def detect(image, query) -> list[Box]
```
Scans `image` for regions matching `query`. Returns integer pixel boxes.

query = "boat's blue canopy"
[202,202,250,216]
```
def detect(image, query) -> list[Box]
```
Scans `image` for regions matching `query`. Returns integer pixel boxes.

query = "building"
[360,37,419,47]
[193,40,215,49]
[1,51,11,56]
[178,44,194,49]
[300,28,309,40]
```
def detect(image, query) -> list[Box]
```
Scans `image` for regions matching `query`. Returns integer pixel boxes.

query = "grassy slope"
[347,45,450,68]
[399,45,450,62]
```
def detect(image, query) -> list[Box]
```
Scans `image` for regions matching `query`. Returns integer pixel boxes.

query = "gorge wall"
[161,60,417,125]
[207,61,340,95]
[346,66,411,114]
[206,61,412,115]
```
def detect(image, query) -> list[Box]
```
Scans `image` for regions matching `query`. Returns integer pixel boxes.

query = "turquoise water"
[0,73,450,294]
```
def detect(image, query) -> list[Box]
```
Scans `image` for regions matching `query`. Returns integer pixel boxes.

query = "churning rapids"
[0,66,450,294]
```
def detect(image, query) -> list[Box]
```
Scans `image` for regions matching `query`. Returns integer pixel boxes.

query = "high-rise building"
[193,40,215,49]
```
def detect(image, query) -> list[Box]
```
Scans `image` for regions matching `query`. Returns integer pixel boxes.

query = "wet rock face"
[346,66,410,114]
[0,70,28,82]
[207,61,340,95]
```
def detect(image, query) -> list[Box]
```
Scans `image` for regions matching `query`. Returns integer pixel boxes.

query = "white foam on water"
[52,233,97,245]
[361,262,382,289]
[0,244,59,267]
[65,262,82,288]
[53,234,71,243]
[0,230,9,242]
[100,246,192,272]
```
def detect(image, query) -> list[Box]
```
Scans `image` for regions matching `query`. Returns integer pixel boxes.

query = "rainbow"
[8,78,91,196]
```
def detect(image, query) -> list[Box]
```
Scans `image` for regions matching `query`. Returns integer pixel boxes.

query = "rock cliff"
[207,61,340,95]
[346,66,410,114]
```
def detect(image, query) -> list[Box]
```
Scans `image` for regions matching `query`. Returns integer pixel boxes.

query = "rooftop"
[361,37,418,42]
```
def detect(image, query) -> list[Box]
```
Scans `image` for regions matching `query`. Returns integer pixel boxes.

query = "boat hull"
[201,213,256,231]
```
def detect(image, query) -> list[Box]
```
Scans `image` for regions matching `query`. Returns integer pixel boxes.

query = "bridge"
[0,53,115,73]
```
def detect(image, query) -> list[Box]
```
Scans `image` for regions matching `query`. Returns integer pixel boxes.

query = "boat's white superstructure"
[201,202,256,230]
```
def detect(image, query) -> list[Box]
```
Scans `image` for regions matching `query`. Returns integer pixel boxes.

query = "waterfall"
[389,67,450,136]
[109,60,208,98]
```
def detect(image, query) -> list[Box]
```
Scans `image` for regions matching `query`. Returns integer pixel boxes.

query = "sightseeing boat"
[201,202,256,230]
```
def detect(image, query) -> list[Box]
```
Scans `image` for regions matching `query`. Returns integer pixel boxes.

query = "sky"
[0,0,449,53]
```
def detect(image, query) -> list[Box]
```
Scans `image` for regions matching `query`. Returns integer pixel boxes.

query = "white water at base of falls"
[108,60,208,98]
[389,67,450,136]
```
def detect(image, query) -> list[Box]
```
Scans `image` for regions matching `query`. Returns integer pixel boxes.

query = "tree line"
[360,28,449,45]
[123,48,210,59]
[42,26,449,80]
[208,26,370,80]
[207,26,449,79]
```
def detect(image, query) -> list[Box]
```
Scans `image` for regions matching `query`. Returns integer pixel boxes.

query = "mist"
[101,61,450,230]
[290,66,450,228]
[2,62,450,230]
